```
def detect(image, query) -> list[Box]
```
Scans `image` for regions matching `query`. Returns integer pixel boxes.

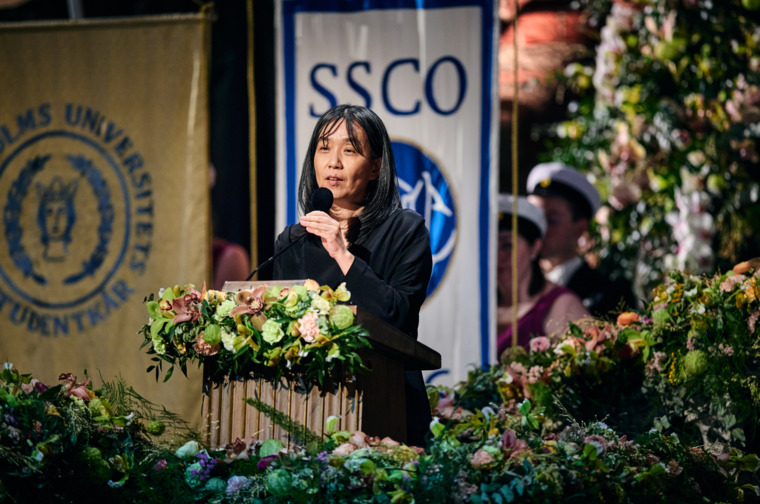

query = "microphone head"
[311,187,334,213]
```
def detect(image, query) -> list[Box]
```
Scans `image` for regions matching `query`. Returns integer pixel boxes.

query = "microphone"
[311,186,334,213]
[245,187,333,281]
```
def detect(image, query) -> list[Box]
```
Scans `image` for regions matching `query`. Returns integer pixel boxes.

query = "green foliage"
[541,0,760,296]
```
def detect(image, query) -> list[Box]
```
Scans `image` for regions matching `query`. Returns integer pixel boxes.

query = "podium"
[201,281,441,449]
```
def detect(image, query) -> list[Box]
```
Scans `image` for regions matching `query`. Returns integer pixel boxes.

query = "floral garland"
[453,258,760,453]
[140,279,371,389]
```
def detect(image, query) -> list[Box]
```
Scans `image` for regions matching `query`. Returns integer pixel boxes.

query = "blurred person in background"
[496,194,589,362]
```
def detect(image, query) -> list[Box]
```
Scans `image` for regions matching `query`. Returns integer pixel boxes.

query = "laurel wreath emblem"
[63,155,114,285]
[4,155,49,285]
[2,153,114,288]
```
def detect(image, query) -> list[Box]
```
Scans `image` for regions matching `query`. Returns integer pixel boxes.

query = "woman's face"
[313,119,381,211]
[497,230,538,292]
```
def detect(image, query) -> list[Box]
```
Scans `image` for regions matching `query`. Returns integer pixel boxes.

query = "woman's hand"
[300,211,355,274]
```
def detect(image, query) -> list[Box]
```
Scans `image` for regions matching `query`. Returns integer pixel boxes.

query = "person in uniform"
[526,162,636,319]
[495,194,589,361]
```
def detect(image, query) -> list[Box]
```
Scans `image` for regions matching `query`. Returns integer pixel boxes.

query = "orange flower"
[733,258,760,275]
[617,312,639,327]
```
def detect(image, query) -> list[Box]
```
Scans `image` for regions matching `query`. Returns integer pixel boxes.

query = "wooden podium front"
[201,281,441,449]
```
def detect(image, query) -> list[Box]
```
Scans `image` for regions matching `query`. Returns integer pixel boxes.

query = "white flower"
[310,295,331,315]
[481,406,496,422]
[175,440,200,459]
[2,362,12,371]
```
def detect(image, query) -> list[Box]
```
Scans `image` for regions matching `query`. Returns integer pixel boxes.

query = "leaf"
[259,439,285,458]
[500,484,514,502]
[150,319,170,340]
[163,366,175,382]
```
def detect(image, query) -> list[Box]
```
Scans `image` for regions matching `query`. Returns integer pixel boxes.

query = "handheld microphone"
[245,187,333,281]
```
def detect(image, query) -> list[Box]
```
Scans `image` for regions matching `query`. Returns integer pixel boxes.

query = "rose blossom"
[332,443,356,457]
[529,336,551,353]
[720,274,745,292]
[349,431,368,448]
[194,333,220,356]
[469,449,494,467]
[298,311,321,343]
[583,435,608,455]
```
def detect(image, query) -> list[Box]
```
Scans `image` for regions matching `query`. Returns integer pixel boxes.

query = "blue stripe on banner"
[281,1,299,225]
[478,1,496,369]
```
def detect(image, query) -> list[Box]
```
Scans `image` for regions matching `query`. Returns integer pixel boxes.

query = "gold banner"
[0,14,211,427]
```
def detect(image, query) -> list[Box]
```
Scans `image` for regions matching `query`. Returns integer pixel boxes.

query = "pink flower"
[501,429,518,450]
[230,286,268,330]
[231,286,267,316]
[583,435,608,455]
[58,373,92,402]
[469,449,494,467]
[720,274,745,292]
[222,437,262,462]
[529,336,551,353]
[435,395,467,420]
[298,311,321,343]
[718,344,734,357]
[349,431,368,448]
[509,439,530,458]
[527,366,545,384]
[194,333,220,356]
[21,379,43,395]
[332,443,356,457]
[153,459,168,472]
[749,310,760,334]
[171,287,203,323]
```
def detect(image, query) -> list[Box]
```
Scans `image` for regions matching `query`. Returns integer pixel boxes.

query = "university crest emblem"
[0,104,154,336]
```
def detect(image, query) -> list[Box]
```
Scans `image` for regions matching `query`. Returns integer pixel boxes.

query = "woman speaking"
[272,105,433,446]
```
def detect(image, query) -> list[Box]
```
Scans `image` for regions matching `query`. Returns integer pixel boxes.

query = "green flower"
[329,305,354,330]
[203,324,222,345]
[213,297,236,321]
[683,350,708,376]
[151,334,166,355]
[262,320,285,344]
[146,420,165,436]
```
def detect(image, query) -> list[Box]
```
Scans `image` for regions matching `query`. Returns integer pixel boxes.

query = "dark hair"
[501,216,545,296]
[531,183,590,221]
[298,105,401,244]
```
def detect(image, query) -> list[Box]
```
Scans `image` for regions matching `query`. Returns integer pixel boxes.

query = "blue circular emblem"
[0,131,130,309]
[392,140,456,298]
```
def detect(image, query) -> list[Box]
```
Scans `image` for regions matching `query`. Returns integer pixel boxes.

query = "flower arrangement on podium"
[139,279,371,388]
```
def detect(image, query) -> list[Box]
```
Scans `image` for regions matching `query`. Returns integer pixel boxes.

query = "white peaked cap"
[497,194,547,238]
[527,162,601,218]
